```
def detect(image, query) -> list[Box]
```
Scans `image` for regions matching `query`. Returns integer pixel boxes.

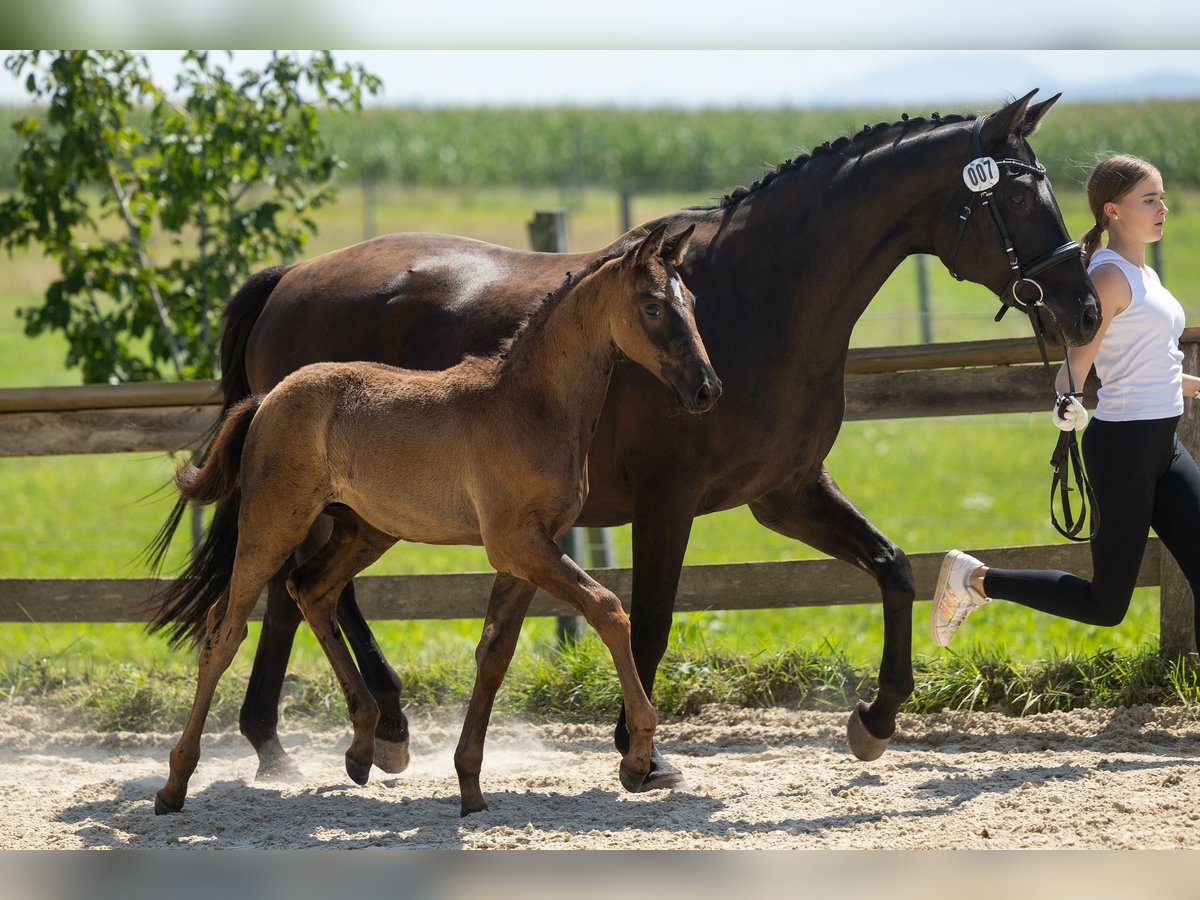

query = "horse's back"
[244,231,641,392]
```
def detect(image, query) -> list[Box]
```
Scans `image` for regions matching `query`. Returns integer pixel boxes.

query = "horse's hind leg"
[286,517,396,786]
[750,467,914,761]
[336,579,409,774]
[240,561,305,781]
[454,572,536,816]
[491,529,656,794]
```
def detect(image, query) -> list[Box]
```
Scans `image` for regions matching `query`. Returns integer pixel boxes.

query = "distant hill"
[810,54,1200,108]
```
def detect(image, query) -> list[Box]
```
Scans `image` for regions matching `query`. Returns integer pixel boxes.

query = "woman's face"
[1105,171,1168,245]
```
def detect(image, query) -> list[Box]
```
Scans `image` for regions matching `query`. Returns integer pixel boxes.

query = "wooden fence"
[2,331,1197,655]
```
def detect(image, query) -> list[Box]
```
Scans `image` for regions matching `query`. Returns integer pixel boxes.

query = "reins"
[946,114,1099,542]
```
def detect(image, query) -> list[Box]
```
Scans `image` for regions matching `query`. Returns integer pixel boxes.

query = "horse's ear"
[1020,92,1061,137]
[979,89,1038,149]
[661,224,695,267]
[634,223,669,267]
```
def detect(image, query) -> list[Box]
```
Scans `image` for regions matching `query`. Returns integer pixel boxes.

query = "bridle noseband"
[945,114,1081,323]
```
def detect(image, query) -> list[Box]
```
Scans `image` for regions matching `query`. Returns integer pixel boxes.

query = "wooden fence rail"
[3,331,1197,655]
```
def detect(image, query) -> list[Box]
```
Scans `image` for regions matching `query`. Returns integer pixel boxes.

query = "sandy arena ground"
[1,701,1198,850]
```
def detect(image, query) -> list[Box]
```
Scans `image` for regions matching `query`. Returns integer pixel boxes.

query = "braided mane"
[715,111,977,209]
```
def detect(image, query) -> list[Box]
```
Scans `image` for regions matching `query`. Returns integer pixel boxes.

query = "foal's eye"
[642,303,663,319]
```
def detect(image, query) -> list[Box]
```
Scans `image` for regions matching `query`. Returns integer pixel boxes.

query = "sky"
[4,1,1200,108]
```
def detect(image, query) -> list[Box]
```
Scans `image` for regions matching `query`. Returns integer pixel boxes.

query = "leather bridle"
[945,114,1082,322]
[947,114,1098,542]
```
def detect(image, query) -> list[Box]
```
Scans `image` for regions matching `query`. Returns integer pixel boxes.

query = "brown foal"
[154,223,719,817]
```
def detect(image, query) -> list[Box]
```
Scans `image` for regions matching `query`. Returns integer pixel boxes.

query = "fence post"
[916,254,933,344]
[1160,335,1198,655]
[528,209,587,644]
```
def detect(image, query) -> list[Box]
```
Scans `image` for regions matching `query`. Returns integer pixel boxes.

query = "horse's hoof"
[154,791,183,815]
[642,747,685,790]
[255,753,303,783]
[619,763,657,796]
[460,798,489,817]
[373,737,410,774]
[846,700,893,762]
[345,755,372,786]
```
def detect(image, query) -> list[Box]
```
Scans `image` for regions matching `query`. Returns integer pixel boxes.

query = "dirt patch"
[1,701,1198,849]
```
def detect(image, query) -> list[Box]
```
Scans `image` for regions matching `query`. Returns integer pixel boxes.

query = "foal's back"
[244,358,506,547]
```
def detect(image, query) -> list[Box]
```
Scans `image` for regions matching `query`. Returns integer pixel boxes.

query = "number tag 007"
[962,157,1000,192]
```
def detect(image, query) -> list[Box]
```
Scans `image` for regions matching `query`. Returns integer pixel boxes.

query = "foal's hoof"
[846,700,893,762]
[642,746,685,790]
[154,791,183,816]
[619,761,652,793]
[345,754,372,786]
[373,737,410,774]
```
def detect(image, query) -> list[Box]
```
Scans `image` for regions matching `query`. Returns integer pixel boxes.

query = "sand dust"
[1,701,1198,849]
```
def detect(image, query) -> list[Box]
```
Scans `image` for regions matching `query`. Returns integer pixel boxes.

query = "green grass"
[0,184,1192,725]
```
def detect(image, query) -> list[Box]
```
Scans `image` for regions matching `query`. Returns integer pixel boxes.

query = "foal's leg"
[494,530,656,793]
[750,466,914,761]
[454,572,537,816]
[240,517,409,779]
[615,493,698,788]
[286,518,397,785]
[156,541,298,814]
[239,518,333,779]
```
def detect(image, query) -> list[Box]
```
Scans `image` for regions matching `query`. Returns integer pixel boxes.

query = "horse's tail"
[144,395,263,647]
[143,265,291,578]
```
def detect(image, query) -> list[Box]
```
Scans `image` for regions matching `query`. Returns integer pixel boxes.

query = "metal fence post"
[528,209,588,644]
[916,254,933,344]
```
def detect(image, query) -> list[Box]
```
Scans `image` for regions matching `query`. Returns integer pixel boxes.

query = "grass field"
[1,182,1192,697]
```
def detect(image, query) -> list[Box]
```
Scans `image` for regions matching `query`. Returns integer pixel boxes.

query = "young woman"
[931,154,1200,648]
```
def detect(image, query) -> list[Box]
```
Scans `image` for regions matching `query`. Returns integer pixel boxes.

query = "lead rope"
[1029,315,1099,541]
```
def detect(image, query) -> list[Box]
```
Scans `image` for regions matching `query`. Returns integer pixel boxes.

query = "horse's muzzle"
[687,372,722,414]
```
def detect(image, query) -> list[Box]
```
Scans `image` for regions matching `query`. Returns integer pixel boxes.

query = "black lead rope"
[947,113,1098,541]
[1030,317,1099,542]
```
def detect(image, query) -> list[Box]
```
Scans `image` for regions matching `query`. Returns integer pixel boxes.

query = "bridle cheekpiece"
[945,114,1082,323]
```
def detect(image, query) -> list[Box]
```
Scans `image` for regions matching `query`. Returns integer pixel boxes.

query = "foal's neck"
[497,263,620,423]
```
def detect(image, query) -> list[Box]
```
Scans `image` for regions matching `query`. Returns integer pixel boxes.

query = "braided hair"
[1081,154,1160,266]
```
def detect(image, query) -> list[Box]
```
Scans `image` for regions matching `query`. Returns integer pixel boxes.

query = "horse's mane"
[713,111,978,210]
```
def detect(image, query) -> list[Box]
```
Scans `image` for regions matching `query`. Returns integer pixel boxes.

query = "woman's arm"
[1054,263,1130,395]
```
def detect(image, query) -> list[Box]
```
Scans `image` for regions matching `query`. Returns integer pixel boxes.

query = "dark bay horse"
[149,91,1100,786]
[154,225,718,815]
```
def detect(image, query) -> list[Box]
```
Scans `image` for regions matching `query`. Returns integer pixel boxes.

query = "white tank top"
[1088,247,1185,422]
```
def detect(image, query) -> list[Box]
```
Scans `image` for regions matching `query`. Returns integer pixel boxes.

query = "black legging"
[984,415,1200,647]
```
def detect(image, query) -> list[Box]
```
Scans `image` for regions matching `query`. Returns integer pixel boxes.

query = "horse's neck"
[718,137,951,356]
[497,272,617,426]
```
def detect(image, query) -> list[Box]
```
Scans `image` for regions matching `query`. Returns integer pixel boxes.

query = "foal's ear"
[633,223,669,267]
[979,88,1038,149]
[661,224,695,267]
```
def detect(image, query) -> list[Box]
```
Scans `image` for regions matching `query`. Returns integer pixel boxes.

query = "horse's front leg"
[454,572,536,816]
[750,466,915,761]
[615,492,698,788]
[493,529,657,795]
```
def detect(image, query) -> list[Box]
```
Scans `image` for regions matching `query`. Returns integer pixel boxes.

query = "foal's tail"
[144,265,291,579]
[145,395,263,647]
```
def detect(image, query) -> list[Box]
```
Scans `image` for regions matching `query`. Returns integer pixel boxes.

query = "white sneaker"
[929,550,989,647]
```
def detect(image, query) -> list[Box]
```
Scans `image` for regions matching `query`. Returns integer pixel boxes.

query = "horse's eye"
[643,303,663,319]
[1008,190,1029,208]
